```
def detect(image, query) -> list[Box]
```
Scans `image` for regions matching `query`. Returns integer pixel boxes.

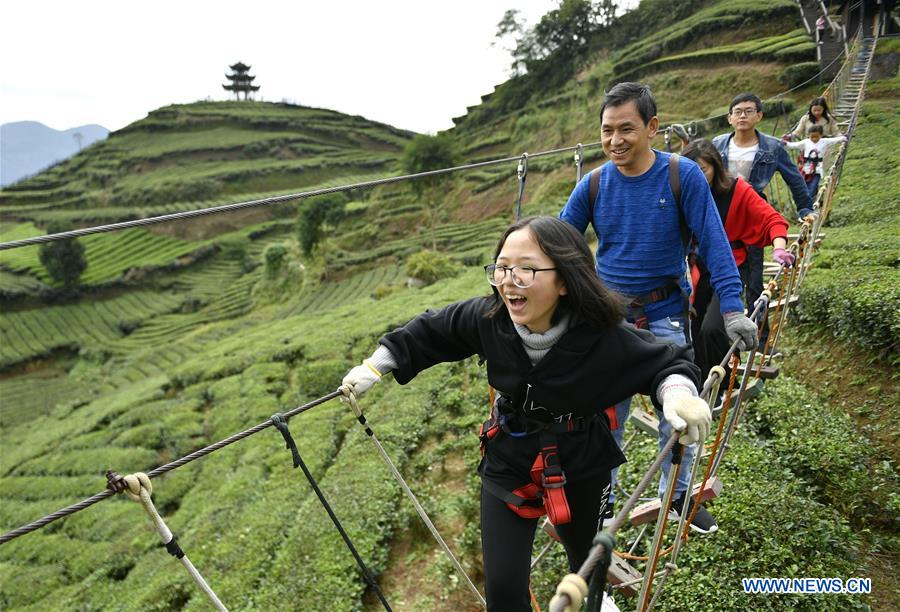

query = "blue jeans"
[806,174,821,200]
[609,314,696,503]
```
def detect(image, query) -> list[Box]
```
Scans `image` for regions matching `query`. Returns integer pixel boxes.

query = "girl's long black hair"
[486,216,625,329]
[808,96,833,123]
[682,139,733,198]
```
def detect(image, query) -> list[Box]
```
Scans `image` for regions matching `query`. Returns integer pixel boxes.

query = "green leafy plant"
[296,192,348,257]
[38,222,86,291]
[405,250,459,286]
[778,61,820,88]
[401,134,460,251]
[263,244,288,279]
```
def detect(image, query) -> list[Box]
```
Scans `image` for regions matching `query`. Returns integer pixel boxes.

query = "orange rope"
[529,585,542,612]
[639,449,681,612]
[766,244,803,360]
[755,278,784,376]
[615,364,740,561]
[681,357,739,543]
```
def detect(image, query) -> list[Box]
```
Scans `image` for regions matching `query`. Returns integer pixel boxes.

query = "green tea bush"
[370,283,398,300]
[293,358,350,400]
[406,250,458,286]
[651,429,864,612]
[749,377,900,526]
[612,1,800,75]
[263,243,288,278]
[797,269,900,355]
[778,62,820,88]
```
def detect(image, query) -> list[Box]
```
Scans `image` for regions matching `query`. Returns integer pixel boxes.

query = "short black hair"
[600,82,657,125]
[728,93,763,113]
[807,125,824,135]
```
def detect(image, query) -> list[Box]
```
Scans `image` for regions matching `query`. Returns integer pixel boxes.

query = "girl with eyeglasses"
[342,216,709,610]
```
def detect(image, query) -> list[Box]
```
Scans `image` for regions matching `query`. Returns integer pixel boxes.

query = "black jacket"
[381,296,700,488]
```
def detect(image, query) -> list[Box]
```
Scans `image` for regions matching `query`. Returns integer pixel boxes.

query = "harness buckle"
[541,472,567,489]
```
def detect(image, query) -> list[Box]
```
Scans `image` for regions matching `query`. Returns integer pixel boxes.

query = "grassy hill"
[0,0,897,609]
[0,101,411,229]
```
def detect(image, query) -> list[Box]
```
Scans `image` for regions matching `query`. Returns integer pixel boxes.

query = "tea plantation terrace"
[0,38,876,609]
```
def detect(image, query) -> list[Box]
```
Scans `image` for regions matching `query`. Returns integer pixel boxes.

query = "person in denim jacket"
[713,93,813,349]
[712,93,813,220]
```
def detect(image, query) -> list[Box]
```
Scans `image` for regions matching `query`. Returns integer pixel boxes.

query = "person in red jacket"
[682,139,795,386]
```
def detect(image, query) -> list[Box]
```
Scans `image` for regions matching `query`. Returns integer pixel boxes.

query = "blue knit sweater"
[560,150,745,321]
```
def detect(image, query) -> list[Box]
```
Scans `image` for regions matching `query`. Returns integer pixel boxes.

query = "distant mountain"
[0,121,109,187]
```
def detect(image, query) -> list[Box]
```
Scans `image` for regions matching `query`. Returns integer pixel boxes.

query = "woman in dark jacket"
[342,216,708,611]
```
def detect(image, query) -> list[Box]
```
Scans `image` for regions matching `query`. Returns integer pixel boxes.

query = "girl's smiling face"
[494,228,566,333]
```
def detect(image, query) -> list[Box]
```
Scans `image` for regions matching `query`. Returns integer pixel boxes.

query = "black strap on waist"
[628,279,681,308]
[500,415,590,436]
[480,476,544,508]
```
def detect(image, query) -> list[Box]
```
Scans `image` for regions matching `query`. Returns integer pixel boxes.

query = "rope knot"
[338,384,364,419]
[550,573,588,612]
[122,472,152,502]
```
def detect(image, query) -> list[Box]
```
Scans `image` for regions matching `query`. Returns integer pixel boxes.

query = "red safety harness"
[478,392,617,525]
[797,150,821,183]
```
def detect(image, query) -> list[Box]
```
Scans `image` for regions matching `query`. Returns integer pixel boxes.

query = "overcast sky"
[1,0,568,134]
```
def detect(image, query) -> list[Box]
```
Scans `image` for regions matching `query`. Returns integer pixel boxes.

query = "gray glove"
[723,311,758,351]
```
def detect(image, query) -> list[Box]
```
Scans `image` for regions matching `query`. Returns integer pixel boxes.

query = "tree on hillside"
[39,222,87,292]
[401,133,460,251]
[297,192,348,258]
[495,1,616,76]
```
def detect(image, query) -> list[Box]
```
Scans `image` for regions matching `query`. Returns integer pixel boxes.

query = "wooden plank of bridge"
[787,232,825,240]
[628,477,723,526]
[769,294,800,309]
[608,553,644,597]
[736,362,779,379]
[545,522,644,597]
[628,408,659,437]
[712,378,764,419]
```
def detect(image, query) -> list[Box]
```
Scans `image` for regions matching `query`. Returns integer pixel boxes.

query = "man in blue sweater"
[560,82,757,533]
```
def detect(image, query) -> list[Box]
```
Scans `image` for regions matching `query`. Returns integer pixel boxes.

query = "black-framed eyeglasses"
[730,107,758,117]
[484,264,557,289]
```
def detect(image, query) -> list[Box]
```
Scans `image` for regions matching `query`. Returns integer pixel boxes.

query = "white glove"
[341,360,382,398]
[661,386,711,446]
[723,311,758,351]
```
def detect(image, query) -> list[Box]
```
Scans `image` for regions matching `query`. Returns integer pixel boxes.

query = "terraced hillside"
[0,101,412,227]
[0,0,897,610]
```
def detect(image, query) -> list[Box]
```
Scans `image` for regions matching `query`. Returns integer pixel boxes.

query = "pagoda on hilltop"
[222,62,260,100]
